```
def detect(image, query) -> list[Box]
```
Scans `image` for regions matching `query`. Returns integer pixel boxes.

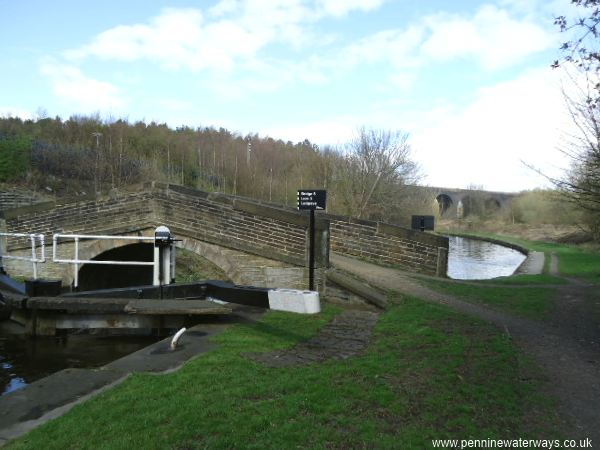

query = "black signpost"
[411,215,435,232]
[297,190,327,291]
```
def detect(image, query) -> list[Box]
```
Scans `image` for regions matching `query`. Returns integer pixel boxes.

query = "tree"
[335,127,419,219]
[553,1,600,238]
[554,1,600,105]
[0,135,31,182]
[560,83,600,210]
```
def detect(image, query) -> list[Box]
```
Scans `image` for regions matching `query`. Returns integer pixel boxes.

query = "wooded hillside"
[0,115,433,225]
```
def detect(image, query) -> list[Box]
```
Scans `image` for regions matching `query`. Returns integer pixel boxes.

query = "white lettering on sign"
[297,189,327,210]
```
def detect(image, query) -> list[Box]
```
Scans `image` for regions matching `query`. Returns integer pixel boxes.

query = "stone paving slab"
[515,250,545,275]
[247,310,379,367]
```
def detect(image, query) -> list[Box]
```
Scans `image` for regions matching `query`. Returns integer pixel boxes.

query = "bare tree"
[551,2,600,238]
[335,127,419,219]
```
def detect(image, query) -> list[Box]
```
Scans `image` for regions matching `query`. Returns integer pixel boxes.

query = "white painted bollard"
[267,289,320,314]
[170,327,186,350]
[153,225,173,286]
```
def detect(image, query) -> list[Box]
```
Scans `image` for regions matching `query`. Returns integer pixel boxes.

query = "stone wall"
[0,183,328,290]
[0,189,47,211]
[1,191,155,240]
[0,183,448,288]
[326,214,448,277]
[153,184,329,269]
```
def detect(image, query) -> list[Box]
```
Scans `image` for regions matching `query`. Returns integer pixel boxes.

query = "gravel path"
[331,253,600,442]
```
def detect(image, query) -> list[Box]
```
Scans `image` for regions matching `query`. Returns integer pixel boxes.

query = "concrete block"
[267,289,320,314]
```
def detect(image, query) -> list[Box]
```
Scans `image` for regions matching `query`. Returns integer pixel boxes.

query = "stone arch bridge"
[1,183,449,291]
[426,187,517,217]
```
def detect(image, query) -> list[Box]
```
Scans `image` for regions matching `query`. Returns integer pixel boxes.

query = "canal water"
[447,235,526,280]
[0,333,159,396]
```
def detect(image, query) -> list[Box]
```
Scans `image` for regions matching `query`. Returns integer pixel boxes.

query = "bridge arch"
[77,242,154,291]
[62,230,302,291]
[72,232,234,290]
[484,197,501,214]
[435,194,453,216]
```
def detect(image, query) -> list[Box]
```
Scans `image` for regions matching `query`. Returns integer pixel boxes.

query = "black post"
[309,209,315,291]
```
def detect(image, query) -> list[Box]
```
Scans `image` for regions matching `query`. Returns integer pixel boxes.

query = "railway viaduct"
[0,182,449,292]
[427,186,517,217]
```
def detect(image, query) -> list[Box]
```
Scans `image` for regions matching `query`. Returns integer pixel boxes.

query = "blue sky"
[0,0,580,191]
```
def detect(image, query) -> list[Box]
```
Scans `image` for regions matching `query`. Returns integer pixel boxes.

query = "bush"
[0,135,31,181]
[512,190,582,225]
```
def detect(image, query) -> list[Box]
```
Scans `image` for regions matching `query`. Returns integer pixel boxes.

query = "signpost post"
[297,190,327,291]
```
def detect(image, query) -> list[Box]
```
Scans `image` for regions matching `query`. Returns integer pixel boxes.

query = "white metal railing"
[52,233,175,289]
[0,232,46,279]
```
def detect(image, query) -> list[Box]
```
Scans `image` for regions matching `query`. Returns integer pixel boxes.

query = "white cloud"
[421,5,555,70]
[64,1,388,75]
[65,8,266,73]
[314,2,556,92]
[317,0,385,17]
[340,26,424,69]
[411,68,572,191]
[41,60,126,112]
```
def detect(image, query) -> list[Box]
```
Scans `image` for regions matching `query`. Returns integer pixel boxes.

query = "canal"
[0,332,159,396]
[447,235,527,280]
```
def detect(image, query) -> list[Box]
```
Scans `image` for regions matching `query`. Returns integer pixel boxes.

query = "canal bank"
[0,304,264,445]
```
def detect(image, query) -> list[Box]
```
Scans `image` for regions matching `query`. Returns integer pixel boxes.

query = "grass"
[6,298,561,449]
[419,279,555,319]
[473,274,566,285]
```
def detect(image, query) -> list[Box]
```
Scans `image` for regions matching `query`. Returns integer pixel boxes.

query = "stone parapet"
[325,213,448,277]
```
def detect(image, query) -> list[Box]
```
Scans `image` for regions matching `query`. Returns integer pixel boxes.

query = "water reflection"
[447,236,526,280]
[0,334,158,396]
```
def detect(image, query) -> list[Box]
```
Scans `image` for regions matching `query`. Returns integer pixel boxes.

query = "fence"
[0,232,46,279]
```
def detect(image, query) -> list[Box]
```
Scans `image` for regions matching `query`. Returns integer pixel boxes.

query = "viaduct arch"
[429,187,516,217]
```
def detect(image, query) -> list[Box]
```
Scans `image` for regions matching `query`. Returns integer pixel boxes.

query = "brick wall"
[327,214,448,277]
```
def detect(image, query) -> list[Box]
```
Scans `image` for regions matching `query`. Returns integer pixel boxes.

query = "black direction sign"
[297,190,327,210]
[411,215,435,231]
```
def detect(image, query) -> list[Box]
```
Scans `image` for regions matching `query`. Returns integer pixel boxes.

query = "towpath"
[331,253,600,442]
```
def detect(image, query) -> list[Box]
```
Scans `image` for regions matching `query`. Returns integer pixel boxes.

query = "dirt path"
[331,253,600,442]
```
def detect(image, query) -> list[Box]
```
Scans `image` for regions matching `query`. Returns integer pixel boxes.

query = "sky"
[0,0,585,192]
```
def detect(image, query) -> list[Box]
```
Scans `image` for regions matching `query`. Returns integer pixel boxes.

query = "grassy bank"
[418,233,600,321]
[6,298,560,449]
[418,279,555,319]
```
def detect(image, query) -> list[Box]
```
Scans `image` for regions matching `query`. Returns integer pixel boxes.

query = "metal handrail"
[2,230,176,289]
[52,233,174,289]
[52,234,155,266]
[0,232,46,279]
